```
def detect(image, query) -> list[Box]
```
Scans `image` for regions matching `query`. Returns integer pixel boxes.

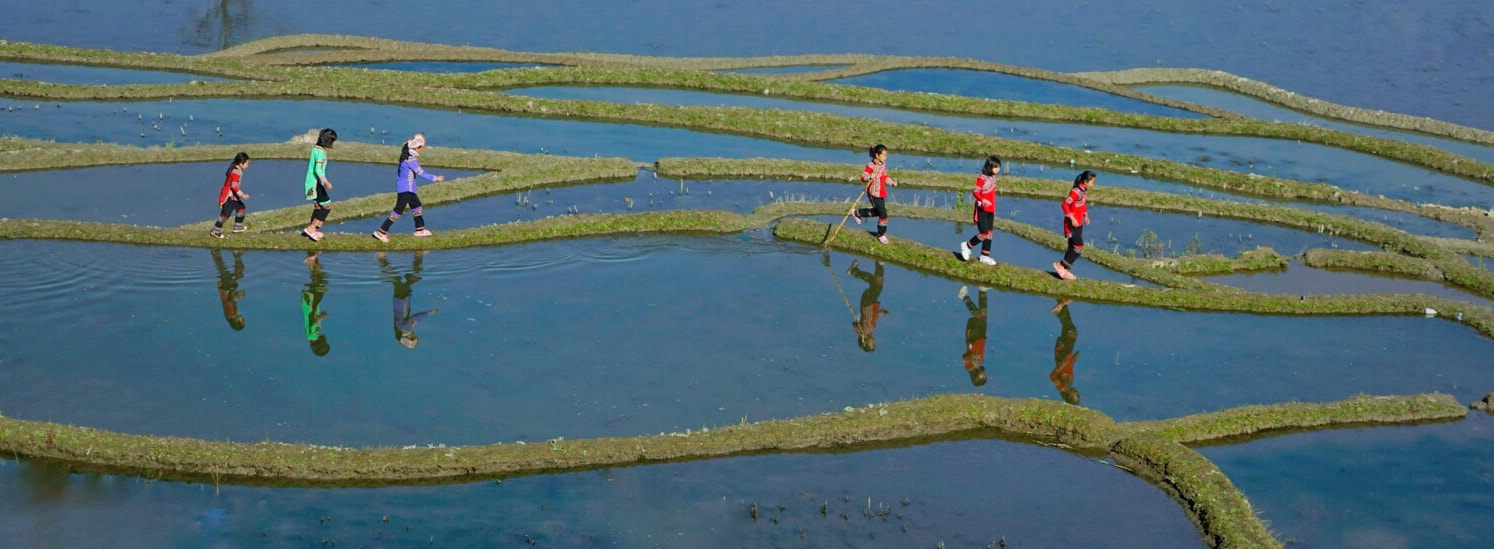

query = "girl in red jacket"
[1053,170,1097,280]
[958,155,1002,265]
[851,144,897,244]
[210,152,250,238]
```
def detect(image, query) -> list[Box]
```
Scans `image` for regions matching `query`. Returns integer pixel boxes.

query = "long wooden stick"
[823,182,871,248]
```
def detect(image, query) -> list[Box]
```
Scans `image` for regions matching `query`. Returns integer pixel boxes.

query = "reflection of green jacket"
[301,290,322,341]
[303,146,327,200]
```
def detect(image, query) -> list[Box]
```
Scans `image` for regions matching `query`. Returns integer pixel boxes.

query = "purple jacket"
[396,157,438,193]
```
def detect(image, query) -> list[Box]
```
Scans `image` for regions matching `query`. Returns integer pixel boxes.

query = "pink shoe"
[1053,262,1072,280]
[852,212,862,225]
[301,228,322,242]
[877,235,889,244]
[372,230,389,243]
[413,228,433,237]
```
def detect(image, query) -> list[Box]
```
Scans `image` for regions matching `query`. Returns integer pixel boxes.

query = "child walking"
[372,133,445,243]
[210,152,251,238]
[958,285,989,387]
[852,144,897,244]
[958,155,1001,265]
[1053,170,1097,280]
[300,128,338,242]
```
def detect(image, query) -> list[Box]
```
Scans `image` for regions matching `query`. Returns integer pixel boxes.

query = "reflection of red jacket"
[963,338,985,372]
[855,302,881,336]
[218,289,239,320]
[972,174,997,214]
[862,161,893,198]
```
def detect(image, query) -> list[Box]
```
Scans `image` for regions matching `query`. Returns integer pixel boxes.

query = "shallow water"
[508,85,1494,210]
[0,438,1206,548]
[5,1,1493,544]
[2,238,1490,449]
[1198,414,1494,549]
[0,61,227,85]
[832,68,1203,118]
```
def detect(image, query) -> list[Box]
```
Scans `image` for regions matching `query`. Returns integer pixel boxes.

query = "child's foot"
[232,224,247,233]
[1053,262,1070,279]
[1061,270,1078,280]
[301,228,322,242]
[958,241,971,261]
[210,228,224,239]
[957,285,968,299]
[851,212,862,225]
[877,235,889,244]
[413,228,433,237]
[847,259,859,274]
[372,230,389,243]
[978,255,996,266]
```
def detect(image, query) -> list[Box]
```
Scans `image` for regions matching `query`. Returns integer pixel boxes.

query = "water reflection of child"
[1050,299,1080,404]
[848,259,889,352]
[211,249,246,331]
[378,251,439,349]
[301,252,330,356]
[958,285,989,386]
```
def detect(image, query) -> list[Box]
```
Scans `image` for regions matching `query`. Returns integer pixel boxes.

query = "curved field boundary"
[1075,68,1494,146]
[0,393,1466,548]
[4,38,1494,188]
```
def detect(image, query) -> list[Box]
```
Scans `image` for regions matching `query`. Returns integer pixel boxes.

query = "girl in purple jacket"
[372,133,445,242]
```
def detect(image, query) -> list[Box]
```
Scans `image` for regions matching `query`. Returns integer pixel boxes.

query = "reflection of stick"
[823,253,857,321]
[823,182,871,248]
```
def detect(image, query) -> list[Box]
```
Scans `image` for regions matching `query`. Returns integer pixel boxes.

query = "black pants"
[855,197,888,236]
[1061,221,1085,268]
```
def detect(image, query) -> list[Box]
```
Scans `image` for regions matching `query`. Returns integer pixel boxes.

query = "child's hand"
[323,179,333,190]
[239,192,249,200]
[434,175,445,182]
[1084,213,1090,225]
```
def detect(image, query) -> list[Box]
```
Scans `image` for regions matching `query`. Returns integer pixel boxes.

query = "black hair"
[982,155,1002,176]
[226,151,250,177]
[316,128,338,148]
[868,144,888,159]
[397,143,412,172]
[1074,170,1096,186]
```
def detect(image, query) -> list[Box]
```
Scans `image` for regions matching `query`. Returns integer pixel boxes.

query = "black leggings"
[855,197,889,236]
[216,199,245,227]
[380,192,425,232]
[1061,221,1085,268]
[966,209,994,254]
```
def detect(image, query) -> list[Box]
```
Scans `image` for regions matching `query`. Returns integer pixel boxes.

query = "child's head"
[858,332,876,352]
[1074,170,1097,188]
[868,144,888,162]
[1059,386,1081,405]
[399,133,427,162]
[228,315,245,331]
[982,155,1002,176]
[317,128,338,149]
[310,335,330,356]
[227,151,250,176]
[399,330,419,349]
[968,365,987,386]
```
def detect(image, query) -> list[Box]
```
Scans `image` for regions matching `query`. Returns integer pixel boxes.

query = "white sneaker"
[958,241,971,261]
[979,255,996,266]
[957,285,968,299]
[413,228,433,237]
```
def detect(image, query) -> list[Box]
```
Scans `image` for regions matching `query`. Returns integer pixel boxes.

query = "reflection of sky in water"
[2,239,1490,448]
[0,98,966,169]
[0,439,1203,548]
[1205,260,1494,309]
[0,62,228,85]
[722,65,848,74]
[833,69,1204,119]
[1137,85,1494,165]
[331,61,548,72]
[505,86,1494,210]
[1199,415,1494,549]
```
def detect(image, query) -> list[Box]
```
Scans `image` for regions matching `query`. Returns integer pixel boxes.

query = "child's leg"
[1060,223,1085,269]
[215,201,236,229]
[233,203,247,231]
[873,198,888,237]
[409,194,426,229]
[378,194,411,234]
